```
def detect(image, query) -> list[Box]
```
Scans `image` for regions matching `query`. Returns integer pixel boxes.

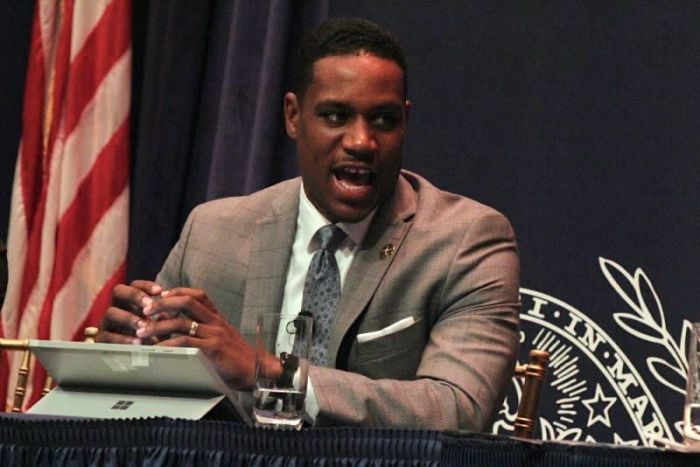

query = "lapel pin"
[379,244,395,259]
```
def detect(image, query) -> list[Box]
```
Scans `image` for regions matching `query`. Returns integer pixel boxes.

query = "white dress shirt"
[279,184,375,421]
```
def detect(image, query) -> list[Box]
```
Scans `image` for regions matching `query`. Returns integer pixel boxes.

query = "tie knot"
[315,224,347,251]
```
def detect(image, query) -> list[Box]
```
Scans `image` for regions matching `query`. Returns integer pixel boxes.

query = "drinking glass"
[253,313,312,429]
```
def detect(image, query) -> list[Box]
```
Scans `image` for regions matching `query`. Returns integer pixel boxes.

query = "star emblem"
[582,384,617,428]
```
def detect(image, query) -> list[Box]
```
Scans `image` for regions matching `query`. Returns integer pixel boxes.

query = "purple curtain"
[128,0,328,280]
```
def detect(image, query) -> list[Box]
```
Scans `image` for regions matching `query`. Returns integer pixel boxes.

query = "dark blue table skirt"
[0,415,697,466]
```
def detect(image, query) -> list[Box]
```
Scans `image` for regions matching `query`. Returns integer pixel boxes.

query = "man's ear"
[284,92,300,139]
[404,99,412,125]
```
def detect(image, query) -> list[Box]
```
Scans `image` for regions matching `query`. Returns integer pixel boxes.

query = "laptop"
[26,340,251,424]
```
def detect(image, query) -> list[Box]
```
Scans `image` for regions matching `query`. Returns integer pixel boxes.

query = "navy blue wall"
[330,0,700,444]
[0,2,33,240]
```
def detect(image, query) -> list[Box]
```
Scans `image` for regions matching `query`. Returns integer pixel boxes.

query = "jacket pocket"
[349,318,425,380]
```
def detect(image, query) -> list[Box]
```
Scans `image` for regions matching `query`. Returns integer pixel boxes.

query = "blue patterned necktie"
[302,224,347,366]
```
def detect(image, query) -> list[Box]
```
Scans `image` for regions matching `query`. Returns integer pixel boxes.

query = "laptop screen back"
[28,340,230,395]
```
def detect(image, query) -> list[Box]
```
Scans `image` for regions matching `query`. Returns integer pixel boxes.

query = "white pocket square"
[356,317,416,343]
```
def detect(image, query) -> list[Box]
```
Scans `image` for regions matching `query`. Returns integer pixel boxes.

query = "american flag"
[0,0,131,409]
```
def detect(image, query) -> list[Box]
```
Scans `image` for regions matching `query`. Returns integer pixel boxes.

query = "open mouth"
[333,167,373,190]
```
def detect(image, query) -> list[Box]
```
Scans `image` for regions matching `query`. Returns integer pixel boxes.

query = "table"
[0,415,697,466]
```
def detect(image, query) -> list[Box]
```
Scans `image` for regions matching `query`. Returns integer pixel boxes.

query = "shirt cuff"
[298,371,319,424]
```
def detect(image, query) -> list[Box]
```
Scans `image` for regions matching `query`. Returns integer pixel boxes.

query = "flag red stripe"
[53,120,129,289]
[17,0,76,325]
[64,0,131,135]
[36,120,130,341]
[43,0,75,165]
[7,0,131,410]
[15,5,49,335]
[18,9,47,233]
[16,198,45,331]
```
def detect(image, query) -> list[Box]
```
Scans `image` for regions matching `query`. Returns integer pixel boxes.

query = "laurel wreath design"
[540,419,583,441]
[495,259,691,443]
[599,257,691,397]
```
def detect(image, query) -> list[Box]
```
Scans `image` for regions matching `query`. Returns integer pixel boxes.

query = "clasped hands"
[98,280,282,391]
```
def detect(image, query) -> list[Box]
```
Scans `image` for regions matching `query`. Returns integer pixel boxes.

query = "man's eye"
[371,113,401,130]
[320,111,347,124]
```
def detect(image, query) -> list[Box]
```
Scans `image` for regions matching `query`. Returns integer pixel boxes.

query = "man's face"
[284,53,410,223]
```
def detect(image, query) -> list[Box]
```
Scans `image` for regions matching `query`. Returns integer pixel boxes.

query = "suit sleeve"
[155,208,197,289]
[309,211,520,431]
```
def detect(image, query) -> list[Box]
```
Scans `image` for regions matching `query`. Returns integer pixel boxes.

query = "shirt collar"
[298,183,376,252]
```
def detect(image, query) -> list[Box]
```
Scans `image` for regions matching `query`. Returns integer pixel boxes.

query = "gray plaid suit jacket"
[157,170,520,431]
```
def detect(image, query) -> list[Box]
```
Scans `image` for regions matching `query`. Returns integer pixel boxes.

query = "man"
[101,17,520,431]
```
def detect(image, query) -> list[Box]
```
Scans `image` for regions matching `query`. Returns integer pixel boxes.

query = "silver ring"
[188,320,199,337]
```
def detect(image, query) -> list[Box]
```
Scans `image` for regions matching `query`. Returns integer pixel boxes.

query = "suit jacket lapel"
[239,179,300,339]
[328,175,417,365]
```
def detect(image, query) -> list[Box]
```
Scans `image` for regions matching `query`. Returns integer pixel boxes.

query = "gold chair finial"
[513,348,550,439]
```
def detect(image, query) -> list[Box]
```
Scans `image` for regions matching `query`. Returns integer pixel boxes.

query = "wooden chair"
[513,348,550,439]
[0,326,99,412]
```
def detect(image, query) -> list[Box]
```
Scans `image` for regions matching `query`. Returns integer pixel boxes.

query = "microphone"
[298,310,314,336]
[298,310,313,319]
[288,310,314,357]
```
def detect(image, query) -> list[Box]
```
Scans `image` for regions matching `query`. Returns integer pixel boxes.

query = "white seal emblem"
[493,257,691,445]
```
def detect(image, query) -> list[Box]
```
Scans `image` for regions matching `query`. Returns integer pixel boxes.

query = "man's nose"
[342,119,377,158]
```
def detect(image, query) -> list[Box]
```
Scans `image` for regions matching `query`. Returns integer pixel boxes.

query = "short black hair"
[292,17,407,99]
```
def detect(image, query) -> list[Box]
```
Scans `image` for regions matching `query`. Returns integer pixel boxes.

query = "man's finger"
[135,316,199,341]
[156,334,196,348]
[161,287,219,313]
[112,283,154,313]
[97,329,142,345]
[130,280,163,295]
[142,294,214,324]
[101,306,145,333]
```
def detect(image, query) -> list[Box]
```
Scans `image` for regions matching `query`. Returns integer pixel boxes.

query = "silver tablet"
[27,340,251,423]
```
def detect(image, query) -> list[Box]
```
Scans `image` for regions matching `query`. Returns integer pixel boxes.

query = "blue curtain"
[128,0,328,280]
[0,2,33,242]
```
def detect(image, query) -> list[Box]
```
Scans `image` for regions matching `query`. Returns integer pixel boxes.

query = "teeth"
[335,167,372,188]
[342,167,370,175]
